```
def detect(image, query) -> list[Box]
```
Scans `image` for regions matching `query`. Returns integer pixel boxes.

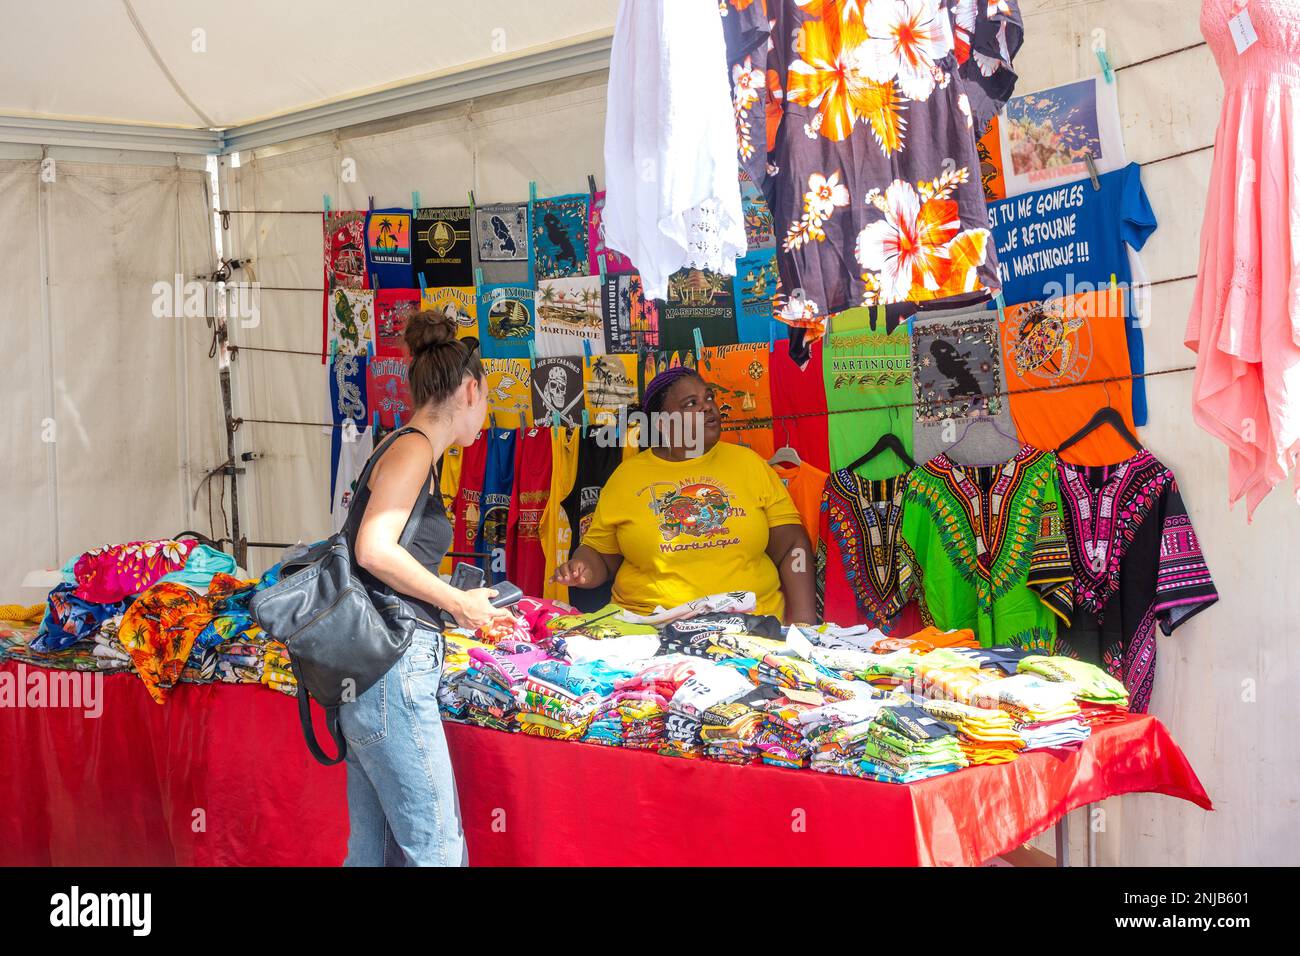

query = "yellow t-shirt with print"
[581,441,802,618]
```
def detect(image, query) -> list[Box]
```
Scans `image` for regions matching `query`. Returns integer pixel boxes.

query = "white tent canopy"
[0,0,616,151]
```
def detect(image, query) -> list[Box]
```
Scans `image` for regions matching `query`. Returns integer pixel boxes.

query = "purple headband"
[641,365,701,413]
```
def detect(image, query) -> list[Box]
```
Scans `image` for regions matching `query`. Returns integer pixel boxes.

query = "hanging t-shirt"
[771,337,830,473]
[531,356,585,428]
[661,268,740,352]
[584,354,638,425]
[823,314,913,478]
[478,283,534,360]
[816,471,917,632]
[421,286,478,342]
[438,445,465,575]
[706,343,773,459]
[1000,291,1137,466]
[910,304,1020,465]
[987,163,1157,423]
[535,275,606,357]
[581,442,803,618]
[588,190,634,276]
[331,422,375,533]
[364,208,413,289]
[324,210,370,291]
[452,432,490,568]
[373,288,419,356]
[474,201,531,285]
[602,275,640,353]
[540,426,581,602]
[733,249,783,345]
[901,446,1074,650]
[770,459,828,544]
[367,353,412,429]
[330,352,368,505]
[477,428,517,575]
[561,428,624,612]
[532,194,591,280]
[483,358,532,429]
[1055,451,1218,712]
[414,205,474,287]
[327,288,376,357]
[506,427,553,598]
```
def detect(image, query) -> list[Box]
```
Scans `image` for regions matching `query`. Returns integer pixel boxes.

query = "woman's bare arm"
[767,523,817,625]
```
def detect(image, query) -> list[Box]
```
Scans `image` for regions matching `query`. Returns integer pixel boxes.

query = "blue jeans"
[338,626,467,866]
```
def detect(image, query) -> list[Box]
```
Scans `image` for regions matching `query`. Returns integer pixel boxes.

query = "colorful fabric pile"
[969,674,1090,751]
[919,698,1026,766]
[858,703,968,783]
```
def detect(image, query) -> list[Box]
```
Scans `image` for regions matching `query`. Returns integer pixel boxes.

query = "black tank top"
[345,427,453,625]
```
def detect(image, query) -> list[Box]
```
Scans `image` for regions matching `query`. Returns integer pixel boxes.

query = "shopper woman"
[343,310,514,867]
[553,366,817,623]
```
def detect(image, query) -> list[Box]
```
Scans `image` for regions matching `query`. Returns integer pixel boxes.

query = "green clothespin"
[599,258,607,285]
[582,338,593,370]
[412,191,421,215]
[1096,46,1115,84]
[468,190,476,213]
[693,327,709,369]
[551,410,560,429]
[994,291,1007,323]
[581,409,589,433]
[527,340,537,365]
[769,318,778,350]
[475,267,484,292]
[529,181,537,204]
[323,194,332,214]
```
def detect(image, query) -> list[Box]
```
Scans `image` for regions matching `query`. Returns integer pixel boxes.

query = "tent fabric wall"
[218,2,1300,867]
[0,156,226,597]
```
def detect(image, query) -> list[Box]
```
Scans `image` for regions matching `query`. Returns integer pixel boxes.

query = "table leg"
[1054,814,1070,867]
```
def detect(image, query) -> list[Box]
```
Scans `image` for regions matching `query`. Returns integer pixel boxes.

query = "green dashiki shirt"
[900,446,1073,650]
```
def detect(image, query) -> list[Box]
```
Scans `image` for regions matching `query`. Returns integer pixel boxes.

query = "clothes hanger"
[945,416,1022,466]
[846,431,915,473]
[768,418,802,468]
[1056,381,1142,455]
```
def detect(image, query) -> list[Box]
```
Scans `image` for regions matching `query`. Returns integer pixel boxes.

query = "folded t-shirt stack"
[920,698,1026,765]
[799,696,889,775]
[462,641,548,731]
[518,658,615,739]
[969,674,1090,751]
[587,689,670,749]
[1017,656,1130,708]
[858,703,967,783]
[754,698,822,769]
[699,697,767,765]
[662,660,754,759]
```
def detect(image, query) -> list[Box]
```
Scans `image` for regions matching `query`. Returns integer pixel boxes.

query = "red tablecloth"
[0,660,1211,866]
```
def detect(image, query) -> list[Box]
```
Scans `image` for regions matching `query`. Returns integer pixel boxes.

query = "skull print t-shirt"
[580,441,803,619]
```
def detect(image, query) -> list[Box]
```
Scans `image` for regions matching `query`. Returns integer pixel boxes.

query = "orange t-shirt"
[1000,290,1139,465]
[770,460,828,544]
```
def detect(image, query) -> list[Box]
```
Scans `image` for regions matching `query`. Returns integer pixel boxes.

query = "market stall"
[0,659,1208,867]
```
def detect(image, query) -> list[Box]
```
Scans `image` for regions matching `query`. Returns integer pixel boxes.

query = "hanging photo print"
[732,250,780,344]
[324,210,369,290]
[475,202,529,262]
[421,286,478,341]
[531,356,585,427]
[414,205,474,287]
[365,208,413,288]
[532,193,590,279]
[478,283,535,359]
[583,353,638,424]
[328,288,376,357]
[535,274,605,357]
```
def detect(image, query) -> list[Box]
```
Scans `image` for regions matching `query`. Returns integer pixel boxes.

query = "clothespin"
[366,339,375,360]
[527,340,537,365]
[468,190,476,213]
[330,339,340,361]
[372,411,380,433]
[1096,45,1115,84]
[581,409,589,434]
[582,338,593,370]
[551,410,560,429]
[769,318,778,351]
[1084,151,1101,191]
[394,411,403,428]
[367,195,375,212]
[371,272,380,292]
[417,272,427,294]
[693,327,709,369]
[587,174,598,198]
[1109,272,1120,317]
[411,191,421,215]
[323,194,332,214]
[994,291,1007,323]
[599,258,607,285]
[475,267,484,291]
[529,181,537,204]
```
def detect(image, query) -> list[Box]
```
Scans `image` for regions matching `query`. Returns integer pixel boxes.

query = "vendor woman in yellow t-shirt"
[552,366,816,624]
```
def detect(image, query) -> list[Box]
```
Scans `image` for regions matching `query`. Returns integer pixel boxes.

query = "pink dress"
[1187,0,1300,519]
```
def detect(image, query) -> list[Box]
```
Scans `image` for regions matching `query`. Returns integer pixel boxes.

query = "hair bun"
[404,308,457,354]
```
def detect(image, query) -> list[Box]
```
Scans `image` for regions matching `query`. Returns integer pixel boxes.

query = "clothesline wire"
[1115,41,1207,73]
[232,363,1196,432]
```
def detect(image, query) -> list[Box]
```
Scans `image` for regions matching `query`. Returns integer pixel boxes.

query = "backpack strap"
[343,425,438,550]
[291,657,347,766]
